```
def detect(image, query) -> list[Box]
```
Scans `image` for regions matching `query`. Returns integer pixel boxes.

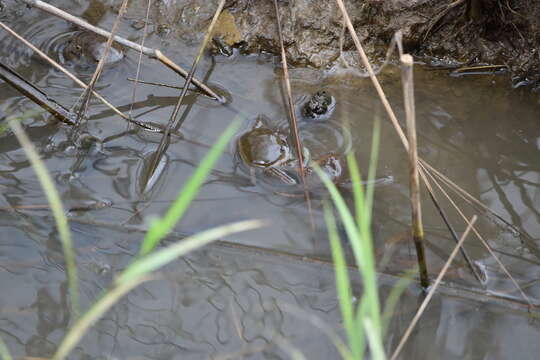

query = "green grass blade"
[346,151,365,230]
[315,163,382,338]
[52,276,148,360]
[118,220,264,285]
[381,272,413,336]
[323,202,360,359]
[313,164,364,273]
[365,116,381,225]
[0,336,13,360]
[9,119,79,317]
[275,338,308,360]
[140,118,241,255]
[54,219,263,360]
[281,304,353,360]
[363,318,387,360]
[314,162,382,350]
[354,295,369,358]
[345,152,382,336]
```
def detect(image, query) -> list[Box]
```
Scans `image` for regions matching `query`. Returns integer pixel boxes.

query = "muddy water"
[0,2,539,359]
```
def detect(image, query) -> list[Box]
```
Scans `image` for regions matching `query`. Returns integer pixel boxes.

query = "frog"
[301,90,336,120]
[63,30,125,66]
[305,152,343,184]
[237,117,310,185]
[211,36,234,57]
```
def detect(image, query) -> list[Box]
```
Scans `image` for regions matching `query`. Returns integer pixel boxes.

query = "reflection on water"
[0,1,539,359]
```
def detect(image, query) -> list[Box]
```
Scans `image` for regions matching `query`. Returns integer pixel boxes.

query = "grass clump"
[316,119,409,360]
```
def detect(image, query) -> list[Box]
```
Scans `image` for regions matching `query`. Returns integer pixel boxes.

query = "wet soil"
[144,0,540,88]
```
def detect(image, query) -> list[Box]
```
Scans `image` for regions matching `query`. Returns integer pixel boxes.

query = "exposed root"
[422,0,466,41]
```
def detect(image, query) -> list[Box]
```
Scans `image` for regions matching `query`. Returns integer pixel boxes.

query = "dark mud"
[146,0,540,88]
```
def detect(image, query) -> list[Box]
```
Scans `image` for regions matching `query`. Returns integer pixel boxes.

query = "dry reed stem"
[126,77,201,92]
[422,163,534,308]
[142,0,226,189]
[128,0,153,121]
[20,0,221,101]
[401,54,429,288]
[389,215,478,360]
[272,0,306,180]
[76,0,130,126]
[272,0,313,223]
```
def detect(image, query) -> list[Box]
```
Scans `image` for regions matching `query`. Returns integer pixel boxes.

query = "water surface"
[0,1,539,359]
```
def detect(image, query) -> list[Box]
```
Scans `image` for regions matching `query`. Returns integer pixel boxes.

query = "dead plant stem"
[272,0,313,226]
[128,0,153,121]
[401,54,429,288]
[76,0,130,128]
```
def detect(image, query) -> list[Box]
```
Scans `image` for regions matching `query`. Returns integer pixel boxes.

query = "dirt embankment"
[154,0,539,87]
[2,0,538,86]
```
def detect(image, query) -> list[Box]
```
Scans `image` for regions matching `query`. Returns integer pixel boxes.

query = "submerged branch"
[0,62,75,125]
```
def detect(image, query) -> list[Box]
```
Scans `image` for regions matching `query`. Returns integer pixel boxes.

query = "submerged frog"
[301,91,336,120]
[237,118,310,185]
[237,117,349,187]
[63,31,125,66]
[211,36,234,57]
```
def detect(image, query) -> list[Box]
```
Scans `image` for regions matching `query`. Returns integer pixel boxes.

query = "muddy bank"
[1,0,538,86]
[149,0,539,87]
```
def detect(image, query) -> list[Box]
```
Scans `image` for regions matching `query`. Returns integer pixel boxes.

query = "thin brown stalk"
[390,215,478,360]
[142,0,226,190]
[76,0,130,127]
[401,54,429,288]
[20,0,221,101]
[128,0,153,121]
[422,163,534,308]
[126,78,202,93]
[452,64,507,74]
[0,21,153,132]
[272,0,307,182]
[334,0,409,151]
[272,0,314,226]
